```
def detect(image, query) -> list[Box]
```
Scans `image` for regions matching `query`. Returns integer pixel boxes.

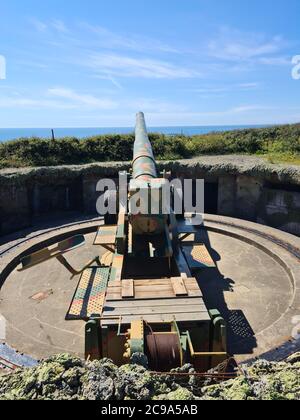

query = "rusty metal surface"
[146,332,181,372]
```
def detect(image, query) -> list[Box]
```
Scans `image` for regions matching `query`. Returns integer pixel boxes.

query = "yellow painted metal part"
[67,268,110,320]
[123,319,144,360]
[186,331,227,359]
[131,319,144,341]
[18,236,85,272]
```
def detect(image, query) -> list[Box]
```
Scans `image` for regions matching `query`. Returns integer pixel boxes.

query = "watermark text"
[96,176,205,226]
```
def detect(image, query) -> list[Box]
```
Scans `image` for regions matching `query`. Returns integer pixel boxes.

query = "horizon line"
[0,122,290,130]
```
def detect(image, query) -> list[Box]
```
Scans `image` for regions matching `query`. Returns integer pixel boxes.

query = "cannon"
[19,112,228,372]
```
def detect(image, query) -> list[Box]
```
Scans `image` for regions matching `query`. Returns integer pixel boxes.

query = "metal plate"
[66,267,110,320]
[183,244,216,269]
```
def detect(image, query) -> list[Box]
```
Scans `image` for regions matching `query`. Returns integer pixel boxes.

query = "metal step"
[183,244,216,270]
[66,267,110,320]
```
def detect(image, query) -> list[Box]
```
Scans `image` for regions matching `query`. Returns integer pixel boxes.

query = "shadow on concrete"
[194,226,257,356]
[0,212,100,247]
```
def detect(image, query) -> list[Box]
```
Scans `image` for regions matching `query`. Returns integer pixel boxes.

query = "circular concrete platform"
[0,215,300,364]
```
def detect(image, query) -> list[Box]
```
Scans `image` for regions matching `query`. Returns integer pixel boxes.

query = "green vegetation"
[1,353,299,400]
[1,123,300,169]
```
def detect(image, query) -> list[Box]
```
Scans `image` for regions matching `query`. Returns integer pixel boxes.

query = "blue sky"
[0,0,300,127]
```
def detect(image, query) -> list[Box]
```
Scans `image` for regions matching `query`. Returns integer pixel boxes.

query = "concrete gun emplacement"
[19,112,228,373]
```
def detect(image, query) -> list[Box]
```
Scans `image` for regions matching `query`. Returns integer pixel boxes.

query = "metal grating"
[66,267,110,320]
[183,244,216,269]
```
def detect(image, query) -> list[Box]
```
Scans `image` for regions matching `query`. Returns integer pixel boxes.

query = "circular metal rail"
[0,217,103,259]
[208,219,300,260]
[0,215,299,371]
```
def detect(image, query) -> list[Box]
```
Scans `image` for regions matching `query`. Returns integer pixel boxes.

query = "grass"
[261,152,300,165]
[0,123,300,169]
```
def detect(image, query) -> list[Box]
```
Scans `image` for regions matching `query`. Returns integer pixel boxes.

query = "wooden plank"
[106,277,203,301]
[108,285,174,293]
[107,283,200,292]
[134,285,174,292]
[106,285,202,300]
[112,255,124,269]
[102,305,207,317]
[106,297,204,308]
[109,278,198,287]
[101,312,210,325]
[122,280,135,299]
[106,289,202,301]
[110,253,125,282]
[171,277,188,296]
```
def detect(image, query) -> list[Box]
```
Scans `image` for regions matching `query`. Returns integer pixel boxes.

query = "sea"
[0,125,266,142]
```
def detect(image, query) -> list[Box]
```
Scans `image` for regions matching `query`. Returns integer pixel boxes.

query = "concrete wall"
[257,188,300,236]
[0,184,31,235]
[1,157,300,237]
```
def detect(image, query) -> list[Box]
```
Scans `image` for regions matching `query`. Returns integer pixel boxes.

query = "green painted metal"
[129,113,169,240]
[209,309,227,354]
[85,318,101,360]
[130,338,144,354]
[132,112,157,180]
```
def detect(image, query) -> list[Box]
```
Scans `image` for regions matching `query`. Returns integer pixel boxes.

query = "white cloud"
[51,19,69,33]
[206,28,288,66]
[29,17,69,34]
[258,56,291,66]
[0,88,118,110]
[192,82,259,95]
[143,104,285,126]
[80,23,179,53]
[0,97,75,109]
[124,98,187,114]
[88,53,200,79]
[29,18,48,32]
[48,87,118,109]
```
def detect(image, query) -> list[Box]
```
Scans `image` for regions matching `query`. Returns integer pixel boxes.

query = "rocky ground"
[0,353,299,400]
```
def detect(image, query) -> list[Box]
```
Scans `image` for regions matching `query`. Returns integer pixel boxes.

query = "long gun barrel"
[132,112,158,180]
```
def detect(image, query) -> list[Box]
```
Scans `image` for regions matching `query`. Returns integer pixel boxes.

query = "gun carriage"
[20,112,227,372]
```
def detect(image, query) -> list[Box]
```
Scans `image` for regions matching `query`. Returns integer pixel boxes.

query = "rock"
[130,353,149,369]
[82,359,119,400]
[0,352,300,400]
[155,387,196,401]
[118,364,154,400]
[200,358,300,401]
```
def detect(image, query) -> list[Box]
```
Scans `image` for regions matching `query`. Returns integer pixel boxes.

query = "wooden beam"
[171,277,188,296]
[101,312,210,325]
[122,280,135,299]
